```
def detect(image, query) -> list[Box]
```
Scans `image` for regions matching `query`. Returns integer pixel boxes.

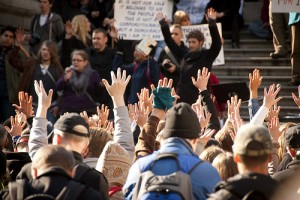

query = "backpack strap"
[150,153,180,171]
[188,160,204,174]
[56,181,87,200]
[73,164,91,180]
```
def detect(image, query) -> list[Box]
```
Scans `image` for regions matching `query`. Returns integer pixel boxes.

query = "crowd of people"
[0,0,300,199]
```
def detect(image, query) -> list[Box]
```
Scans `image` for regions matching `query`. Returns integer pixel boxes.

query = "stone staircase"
[213,28,298,122]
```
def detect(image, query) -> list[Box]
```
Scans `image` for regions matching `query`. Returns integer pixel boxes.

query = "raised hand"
[198,129,215,145]
[80,111,97,128]
[268,116,281,143]
[130,102,150,128]
[151,78,175,110]
[34,80,53,118]
[191,67,210,92]
[64,20,73,38]
[13,91,34,119]
[15,28,26,46]
[263,84,282,109]
[249,69,263,99]
[265,104,280,122]
[102,68,131,108]
[227,96,241,118]
[194,103,212,131]
[5,115,26,137]
[156,12,166,22]
[137,88,153,112]
[206,8,217,20]
[292,85,300,107]
[96,104,109,126]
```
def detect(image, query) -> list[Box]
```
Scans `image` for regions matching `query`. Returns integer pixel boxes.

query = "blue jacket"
[123,137,221,200]
[113,53,160,104]
[289,13,300,26]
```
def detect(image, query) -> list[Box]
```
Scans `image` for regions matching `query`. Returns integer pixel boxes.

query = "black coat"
[0,167,104,200]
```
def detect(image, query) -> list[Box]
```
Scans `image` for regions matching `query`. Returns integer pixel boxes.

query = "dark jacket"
[157,42,189,89]
[9,48,64,104]
[160,18,222,105]
[0,167,104,200]
[273,159,300,183]
[5,152,31,181]
[208,173,279,200]
[113,53,161,104]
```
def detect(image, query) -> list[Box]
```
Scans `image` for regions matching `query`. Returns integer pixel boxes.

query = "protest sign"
[272,0,300,13]
[182,23,225,65]
[114,0,173,40]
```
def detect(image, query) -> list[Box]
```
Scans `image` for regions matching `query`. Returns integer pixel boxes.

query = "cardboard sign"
[114,0,173,40]
[136,36,157,55]
[182,23,225,66]
[272,0,300,13]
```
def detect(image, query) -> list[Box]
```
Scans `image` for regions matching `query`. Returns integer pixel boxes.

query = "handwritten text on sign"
[114,0,173,40]
[272,0,300,13]
[182,23,225,66]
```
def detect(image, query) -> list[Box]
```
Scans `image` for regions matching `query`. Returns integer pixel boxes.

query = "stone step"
[216,75,291,86]
[212,66,292,76]
[224,49,276,57]
[223,57,291,66]
[223,39,290,49]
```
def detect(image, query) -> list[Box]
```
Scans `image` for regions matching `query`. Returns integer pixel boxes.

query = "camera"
[29,34,41,46]
[163,63,172,69]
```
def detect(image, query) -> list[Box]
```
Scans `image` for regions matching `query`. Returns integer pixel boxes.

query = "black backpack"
[9,179,87,200]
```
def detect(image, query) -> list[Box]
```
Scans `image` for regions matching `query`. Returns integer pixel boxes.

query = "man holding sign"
[157,8,222,105]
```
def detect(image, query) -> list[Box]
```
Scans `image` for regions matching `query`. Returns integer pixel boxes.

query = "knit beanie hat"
[163,102,201,139]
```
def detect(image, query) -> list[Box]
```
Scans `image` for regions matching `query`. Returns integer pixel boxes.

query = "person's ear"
[233,154,241,164]
[81,146,89,158]
[287,147,296,157]
[31,168,38,179]
[104,36,108,44]
[52,134,62,145]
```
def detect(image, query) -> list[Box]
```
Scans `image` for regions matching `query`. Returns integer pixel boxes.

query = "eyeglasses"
[72,59,84,63]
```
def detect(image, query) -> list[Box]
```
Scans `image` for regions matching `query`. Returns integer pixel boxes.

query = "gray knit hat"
[163,103,201,139]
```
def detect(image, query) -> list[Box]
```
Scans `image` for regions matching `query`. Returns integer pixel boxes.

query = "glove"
[153,87,175,110]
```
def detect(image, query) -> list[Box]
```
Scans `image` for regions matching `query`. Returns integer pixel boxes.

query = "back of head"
[163,103,201,139]
[233,124,272,168]
[285,125,300,149]
[54,113,90,147]
[32,145,75,174]
[173,10,190,26]
[87,127,113,158]
[212,152,238,180]
[200,145,224,163]
[1,26,16,38]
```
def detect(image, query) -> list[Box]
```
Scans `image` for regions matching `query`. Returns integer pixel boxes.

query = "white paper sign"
[114,0,173,40]
[272,0,300,13]
[182,23,225,66]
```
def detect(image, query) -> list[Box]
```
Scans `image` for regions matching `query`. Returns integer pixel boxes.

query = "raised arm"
[248,69,263,120]
[192,67,220,131]
[28,80,53,159]
[102,68,135,159]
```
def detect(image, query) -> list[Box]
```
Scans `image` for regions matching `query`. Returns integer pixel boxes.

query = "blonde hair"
[212,152,238,180]
[278,122,296,163]
[71,15,91,46]
[200,146,224,163]
[173,10,191,26]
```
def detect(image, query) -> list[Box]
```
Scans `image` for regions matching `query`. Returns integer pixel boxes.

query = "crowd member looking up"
[9,40,63,123]
[157,8,222,105]
[113,39,161,104]
[158,24,189,89]
[205,0,243,48]
[208,124,279,200]
[61,14,92,69]
[0,145,105,199]
[56,50,101,115]
[86,28,115,115]
[0,27,22,122]
[29,0,65,55]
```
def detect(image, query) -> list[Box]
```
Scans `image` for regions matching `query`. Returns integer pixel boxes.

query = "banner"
[114,0,173,40]
[182,23,225,66]
[272,0,300,13]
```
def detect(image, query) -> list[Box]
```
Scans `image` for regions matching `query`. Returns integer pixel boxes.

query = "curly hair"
[71,15,91,46]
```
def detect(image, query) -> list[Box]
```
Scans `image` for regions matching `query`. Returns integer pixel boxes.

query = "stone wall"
[0,0,39,30]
